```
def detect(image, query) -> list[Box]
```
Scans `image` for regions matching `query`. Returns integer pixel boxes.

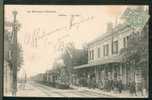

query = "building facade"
[74,7,148,92]
[74,23,133,89]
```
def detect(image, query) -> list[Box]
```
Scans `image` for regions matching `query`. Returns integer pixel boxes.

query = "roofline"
[88,24,129,46]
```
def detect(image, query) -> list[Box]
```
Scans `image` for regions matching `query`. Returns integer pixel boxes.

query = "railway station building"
[74,7,148,91]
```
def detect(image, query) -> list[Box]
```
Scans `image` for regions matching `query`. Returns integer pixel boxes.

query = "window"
[123,37,126,48]
[127,36,129,43]
[89,50,92,60]
[89,50,94,60]
[103,44,109,56]
[92,50,94,60]
[88,50,90,60]
[97,47,100,58]
[123,36,129,48]
[90,50,92,60]
[112,40,118,54]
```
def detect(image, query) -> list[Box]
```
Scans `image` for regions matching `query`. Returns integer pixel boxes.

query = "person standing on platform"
[118,79,122,93]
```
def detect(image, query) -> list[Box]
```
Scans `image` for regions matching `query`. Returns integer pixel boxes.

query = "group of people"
[77,76,146,96]
[98,79,123,93]
[98,78,146,96]
[128,80,147,96]
[76,76,96,88]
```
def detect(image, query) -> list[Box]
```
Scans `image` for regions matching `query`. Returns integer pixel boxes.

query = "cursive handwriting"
[38,16,94,40]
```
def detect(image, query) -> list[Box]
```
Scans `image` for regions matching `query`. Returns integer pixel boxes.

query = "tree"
[56,42,88,85]
[120,7,148,84]
[61,42,88,67]
[120,6,148,72]
[4,30,23,72]
[120,22,148,90]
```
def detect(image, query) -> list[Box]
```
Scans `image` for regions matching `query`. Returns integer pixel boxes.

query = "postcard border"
[1,0,152,100]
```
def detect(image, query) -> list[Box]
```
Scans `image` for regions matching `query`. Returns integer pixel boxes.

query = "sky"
[5,5,130,77]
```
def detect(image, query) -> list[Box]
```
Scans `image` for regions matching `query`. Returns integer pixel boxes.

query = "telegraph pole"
[12,11,18,96]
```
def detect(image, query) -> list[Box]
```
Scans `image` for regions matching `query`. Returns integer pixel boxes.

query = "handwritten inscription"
[22,16,94,48]
[38,16,94,40]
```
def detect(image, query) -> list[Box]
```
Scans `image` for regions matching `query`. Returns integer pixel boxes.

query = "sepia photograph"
[4,5,149,98]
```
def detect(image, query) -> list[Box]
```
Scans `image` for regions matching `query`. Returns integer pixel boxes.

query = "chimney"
[106,22,113,33]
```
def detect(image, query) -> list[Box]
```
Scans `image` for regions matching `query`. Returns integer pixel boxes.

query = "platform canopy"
[74,57,121,69]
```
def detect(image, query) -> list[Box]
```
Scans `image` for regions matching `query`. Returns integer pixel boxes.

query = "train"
[31,67,70,89]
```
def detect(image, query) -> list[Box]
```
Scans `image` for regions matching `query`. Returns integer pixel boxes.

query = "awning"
[74,63,96,69]
[74,56,121,69]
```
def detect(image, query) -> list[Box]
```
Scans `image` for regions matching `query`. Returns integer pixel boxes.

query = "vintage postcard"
[4,5,149,98]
